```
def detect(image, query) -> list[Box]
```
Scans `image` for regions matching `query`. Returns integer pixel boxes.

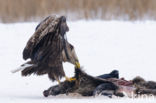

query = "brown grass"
[0,0,156,23]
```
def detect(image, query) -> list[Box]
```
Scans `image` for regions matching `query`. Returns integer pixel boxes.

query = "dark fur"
[133,76,156,95]
[135,88,156,95]
[93,83,119,98]
[97,70,119,79]
[43,68,119,97]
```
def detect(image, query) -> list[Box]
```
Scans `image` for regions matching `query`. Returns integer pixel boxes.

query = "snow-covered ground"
[0,21,156,102]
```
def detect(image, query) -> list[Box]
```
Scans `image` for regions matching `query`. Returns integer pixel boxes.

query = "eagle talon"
[65,76,76,82]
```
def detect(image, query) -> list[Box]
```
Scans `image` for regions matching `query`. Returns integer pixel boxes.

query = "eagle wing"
[23,15,60,60]
[21,34,65,81]
[21,15,67,81]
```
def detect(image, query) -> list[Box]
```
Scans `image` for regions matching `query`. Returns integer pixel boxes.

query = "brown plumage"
[21,15,79,81]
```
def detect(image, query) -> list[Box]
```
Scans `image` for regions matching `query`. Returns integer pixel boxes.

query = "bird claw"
[65,76,76,82]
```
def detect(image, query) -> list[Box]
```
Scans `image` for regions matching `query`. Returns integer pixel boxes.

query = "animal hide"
[43,68,119,97]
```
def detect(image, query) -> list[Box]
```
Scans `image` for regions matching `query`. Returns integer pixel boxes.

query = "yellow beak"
[75,62,80,69]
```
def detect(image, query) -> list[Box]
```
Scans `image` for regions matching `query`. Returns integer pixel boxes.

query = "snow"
[0,21,156,102]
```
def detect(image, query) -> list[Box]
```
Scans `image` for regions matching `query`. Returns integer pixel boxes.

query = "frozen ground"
[0,21,156,103]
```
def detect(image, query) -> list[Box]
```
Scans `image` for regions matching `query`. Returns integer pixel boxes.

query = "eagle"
[17,15,80,83]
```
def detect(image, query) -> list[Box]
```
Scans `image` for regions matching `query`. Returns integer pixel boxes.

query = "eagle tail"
[21,61,49,76]
[21,65,37,76]
[11,62,34,74]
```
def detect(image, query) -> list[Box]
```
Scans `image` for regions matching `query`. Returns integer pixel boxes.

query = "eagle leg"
[64,65,80,82]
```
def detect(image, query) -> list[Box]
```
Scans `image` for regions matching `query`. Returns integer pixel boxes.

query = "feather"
[21,15,79,82]
[11,63,33,73]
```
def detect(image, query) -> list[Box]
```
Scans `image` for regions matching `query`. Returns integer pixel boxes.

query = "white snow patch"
[0,21,156,102]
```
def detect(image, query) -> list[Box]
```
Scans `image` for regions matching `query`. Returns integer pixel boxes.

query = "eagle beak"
[75,62,80,69]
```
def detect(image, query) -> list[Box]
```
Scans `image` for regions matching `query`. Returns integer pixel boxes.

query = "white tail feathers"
[11,64,33,73]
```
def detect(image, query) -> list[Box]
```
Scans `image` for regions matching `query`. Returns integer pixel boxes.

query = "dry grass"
[0,0,156,23]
